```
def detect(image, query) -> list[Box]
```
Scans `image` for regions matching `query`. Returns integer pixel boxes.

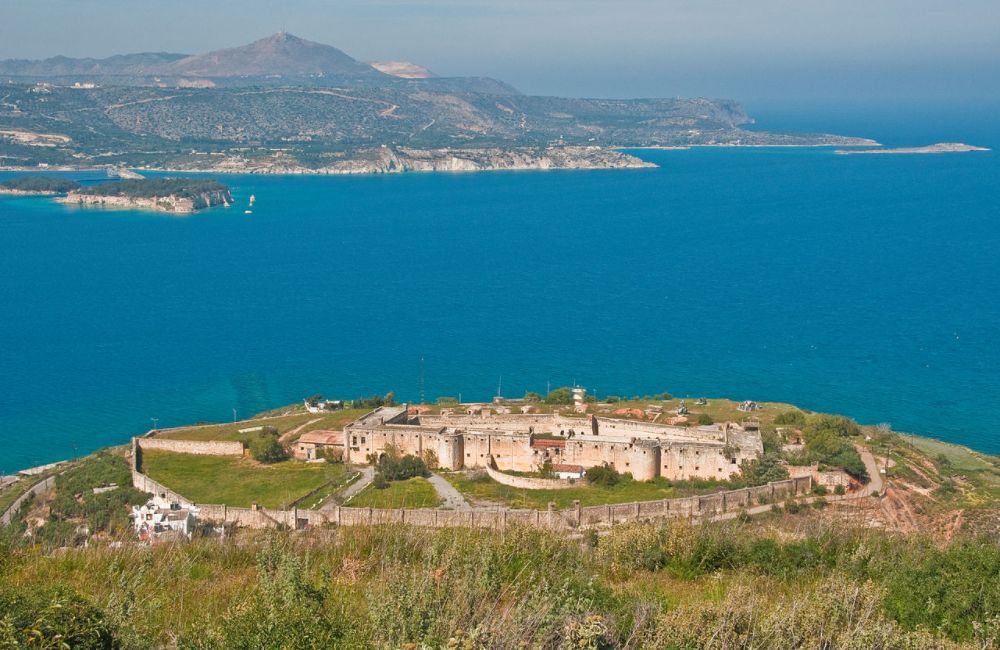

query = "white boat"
[244,210,252,215]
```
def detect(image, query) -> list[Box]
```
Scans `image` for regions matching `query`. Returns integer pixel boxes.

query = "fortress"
[334,404,763,481]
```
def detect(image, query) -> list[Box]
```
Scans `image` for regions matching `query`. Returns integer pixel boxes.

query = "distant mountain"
[167,32,378,78]
[369,61,436,79]
[0,52,185,77]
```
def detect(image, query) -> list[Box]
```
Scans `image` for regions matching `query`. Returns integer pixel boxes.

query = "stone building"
[343,406,762,481]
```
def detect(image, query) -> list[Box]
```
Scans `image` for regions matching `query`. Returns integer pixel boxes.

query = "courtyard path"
[428,473,471,510]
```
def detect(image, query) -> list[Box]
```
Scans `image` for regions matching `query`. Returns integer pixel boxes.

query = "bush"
[0,586,119,648]
[834,484,846,496]
[812,485,828,496]
[739,453,789,487]
[544,387,573,405]
[250,434,288,464]
[696,413,714,425]
[376,452,429,482]
[585,464,622,487]
[436,396,459,406]
[774,411,807,427]
[372,474,390,490]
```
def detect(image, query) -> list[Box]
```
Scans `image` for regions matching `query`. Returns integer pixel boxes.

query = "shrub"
[372,474,390,490]
[376,452,430,482]
[250,434,288,464]
[585,464,622,487]
[0,586,119,648]
[739,453,789,487]
[544,387,574,405]
[696,413,714,425]
[774,411,807,427]
[436,396,458,406]
[834,484,846,496]
[812,484,828,496]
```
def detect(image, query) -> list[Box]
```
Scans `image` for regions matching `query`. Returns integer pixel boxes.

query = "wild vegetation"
[0,516,996,648]
[0,175,80,193]
[75,178,229,199]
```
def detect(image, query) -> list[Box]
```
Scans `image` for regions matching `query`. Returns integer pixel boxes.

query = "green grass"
[349,477,442,509]
[140,450,348,509]
[904,435,1000,503]
[443,472,684,509]
[156,409,366,443]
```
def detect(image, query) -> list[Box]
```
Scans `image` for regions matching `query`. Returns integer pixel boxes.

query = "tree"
[739,454,790,487]
[250,434,288,464]
[544,387,573,405]
[384,391,396,407]
[697,413,714,426]
[586,464,622,487]
[305,394,323,407]
[523,391,542,403]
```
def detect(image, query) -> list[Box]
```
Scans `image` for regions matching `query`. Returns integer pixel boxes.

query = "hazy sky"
[1,0,997,105]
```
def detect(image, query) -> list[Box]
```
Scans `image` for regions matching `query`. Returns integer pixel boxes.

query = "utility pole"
[151,417,158,431]
[232,408,237,423]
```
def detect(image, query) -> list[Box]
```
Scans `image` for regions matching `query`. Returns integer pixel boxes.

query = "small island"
[835,142,990,155]
[57,177,233,213]
[0,176,81,195]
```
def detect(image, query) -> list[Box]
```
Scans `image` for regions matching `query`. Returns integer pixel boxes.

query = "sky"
[1,0,998,107]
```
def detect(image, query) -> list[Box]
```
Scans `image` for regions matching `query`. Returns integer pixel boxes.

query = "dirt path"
[279,418,322,443]
[857,445,884,496]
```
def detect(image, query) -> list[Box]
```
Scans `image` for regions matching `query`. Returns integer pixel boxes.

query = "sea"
[1,104,998,471]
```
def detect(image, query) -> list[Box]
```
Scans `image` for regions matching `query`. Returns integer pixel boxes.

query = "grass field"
[140,450,349,509]
[905,435,1000,501]
[443,472,685,509]
[349,477,442,509]
[156,409,366,442]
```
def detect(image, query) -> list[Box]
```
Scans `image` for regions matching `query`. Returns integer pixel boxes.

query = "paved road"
[857,445,884,496]
[335,466,374,506]
[428,473,471,510]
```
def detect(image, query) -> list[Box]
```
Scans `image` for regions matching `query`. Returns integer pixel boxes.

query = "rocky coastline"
[57,188,232,214]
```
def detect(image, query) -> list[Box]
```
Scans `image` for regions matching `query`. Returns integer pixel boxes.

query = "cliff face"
[57,188,232,213]
[167,146,655,175]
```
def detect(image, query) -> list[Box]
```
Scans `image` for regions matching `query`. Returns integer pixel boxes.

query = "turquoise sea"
[1,106,999,471]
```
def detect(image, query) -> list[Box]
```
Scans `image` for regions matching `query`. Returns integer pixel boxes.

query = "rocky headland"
[835,142,990,155]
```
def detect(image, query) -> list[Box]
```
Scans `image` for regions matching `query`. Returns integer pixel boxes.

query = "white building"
[132,495,199,540]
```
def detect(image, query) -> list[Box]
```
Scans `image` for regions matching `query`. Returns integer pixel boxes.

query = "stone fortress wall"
[345,407,762,482]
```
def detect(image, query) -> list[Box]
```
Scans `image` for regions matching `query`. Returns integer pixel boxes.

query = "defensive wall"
[134,438,244,457]
[130,446,814,531]
[484,463,580,490]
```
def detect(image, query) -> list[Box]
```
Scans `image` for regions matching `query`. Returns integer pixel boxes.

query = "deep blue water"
[2,112,999,471]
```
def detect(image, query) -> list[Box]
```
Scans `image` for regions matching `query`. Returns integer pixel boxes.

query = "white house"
[132,495,199,540]
[552,463,586,480]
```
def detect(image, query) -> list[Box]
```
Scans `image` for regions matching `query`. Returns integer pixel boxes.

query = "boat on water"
[244,210,252,215]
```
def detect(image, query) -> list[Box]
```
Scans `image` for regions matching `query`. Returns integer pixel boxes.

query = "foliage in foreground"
[0,518,997,649]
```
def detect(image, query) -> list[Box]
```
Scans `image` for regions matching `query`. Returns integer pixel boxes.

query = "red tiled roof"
[531,438,566,449]
[297,430,343,445]
[552,464,584,473]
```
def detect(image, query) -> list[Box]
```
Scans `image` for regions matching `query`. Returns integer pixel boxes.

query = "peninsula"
[835,142,990,155]
[1,390,997,648]
[0,176,80,195]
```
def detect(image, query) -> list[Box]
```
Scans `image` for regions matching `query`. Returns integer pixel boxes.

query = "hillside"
[0,33,876,172]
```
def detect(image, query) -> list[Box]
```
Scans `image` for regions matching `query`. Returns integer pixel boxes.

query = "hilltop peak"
[168,32,379,78]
